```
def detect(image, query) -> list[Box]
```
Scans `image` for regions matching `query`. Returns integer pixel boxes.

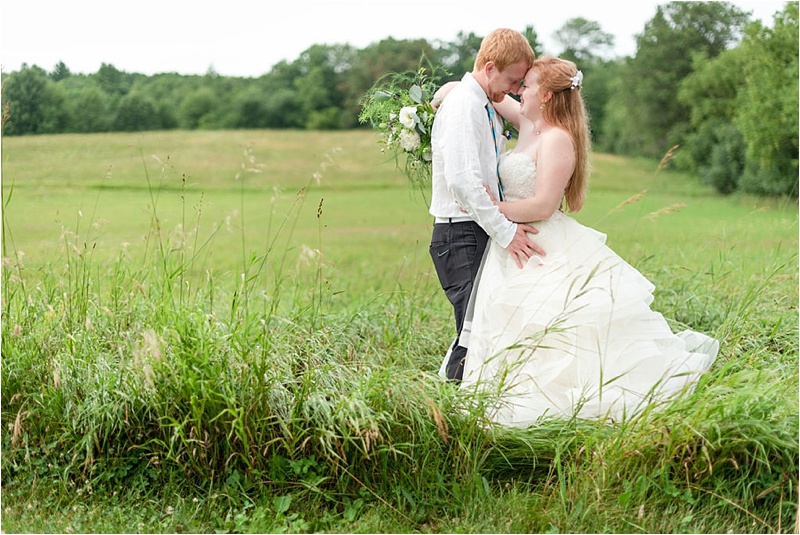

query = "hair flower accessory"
[570,70,583,90]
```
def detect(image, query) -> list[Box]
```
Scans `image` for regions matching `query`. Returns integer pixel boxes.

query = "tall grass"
[1,131,797,533]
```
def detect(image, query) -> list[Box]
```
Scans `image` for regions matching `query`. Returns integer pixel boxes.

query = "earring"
[539,102,546,110]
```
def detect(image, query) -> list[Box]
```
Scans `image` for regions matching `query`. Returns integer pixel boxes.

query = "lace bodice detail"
[498,152,536,202]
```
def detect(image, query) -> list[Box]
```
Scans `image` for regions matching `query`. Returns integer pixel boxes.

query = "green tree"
[522,25,544,56]
[706,122,746,194]
[141,72,194,107]
[677,48,744,193]
[178,88,218,129]
[131,73,188,129]
[581,58,624,146]
[226,87,265,129]
[261,87,305,129]
[1,64,68,135]
[735,2,799,196]
[69,84,113,133]
[291,44,352,129]
[249,63,307,128]
[93,62,135,98]
[352,38,441,89]
[551,18,617,143]
[436,30,483,74]
[113,92,161,132]
[49,61,72,82]
[606,1,749,159]
[553,17,614,63]
[140,72,198,129]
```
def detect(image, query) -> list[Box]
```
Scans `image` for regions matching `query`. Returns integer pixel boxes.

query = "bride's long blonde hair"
[535,56,590,212]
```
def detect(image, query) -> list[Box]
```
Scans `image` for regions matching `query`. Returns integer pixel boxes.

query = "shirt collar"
[461,72,489,102]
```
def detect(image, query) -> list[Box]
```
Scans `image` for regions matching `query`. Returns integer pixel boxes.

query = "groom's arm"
[440,100,544,266]
[440,99,515,247]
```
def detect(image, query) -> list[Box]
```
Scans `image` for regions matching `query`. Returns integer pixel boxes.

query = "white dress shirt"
[429,72,516,248]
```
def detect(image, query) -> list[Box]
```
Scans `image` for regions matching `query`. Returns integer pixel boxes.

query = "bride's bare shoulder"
[541,126,574,150]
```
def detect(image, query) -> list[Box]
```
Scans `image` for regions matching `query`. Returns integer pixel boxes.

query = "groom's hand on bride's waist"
[506,223,545,269]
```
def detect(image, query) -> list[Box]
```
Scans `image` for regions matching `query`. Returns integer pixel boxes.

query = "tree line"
[2,1,796,197]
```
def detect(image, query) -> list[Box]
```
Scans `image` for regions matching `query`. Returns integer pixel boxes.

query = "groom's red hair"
[474,28,535,72]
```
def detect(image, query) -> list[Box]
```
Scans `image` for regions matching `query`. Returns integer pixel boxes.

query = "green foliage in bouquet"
[359,63,447,190]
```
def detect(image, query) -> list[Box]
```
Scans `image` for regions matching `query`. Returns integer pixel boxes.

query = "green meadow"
[2,130,798,533]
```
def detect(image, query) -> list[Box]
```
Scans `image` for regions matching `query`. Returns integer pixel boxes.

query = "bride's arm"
[434,82,524,146]
[433,84,522,131]
[493,95,522,131]
[496,131,575,222]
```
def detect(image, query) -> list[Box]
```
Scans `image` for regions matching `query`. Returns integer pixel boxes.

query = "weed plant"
[1,131,797,533]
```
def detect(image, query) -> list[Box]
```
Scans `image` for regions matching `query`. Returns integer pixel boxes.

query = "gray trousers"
[429,220,489,381]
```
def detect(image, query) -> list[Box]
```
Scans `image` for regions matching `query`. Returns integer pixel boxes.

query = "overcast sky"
[0,0,789,78]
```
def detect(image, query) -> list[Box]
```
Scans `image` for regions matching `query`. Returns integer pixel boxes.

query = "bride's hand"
[432,81,459,111]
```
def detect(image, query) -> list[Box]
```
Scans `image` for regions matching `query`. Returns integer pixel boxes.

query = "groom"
[429,28,544,382]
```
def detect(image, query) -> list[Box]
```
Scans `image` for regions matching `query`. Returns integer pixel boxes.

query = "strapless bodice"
[499,152,536,202]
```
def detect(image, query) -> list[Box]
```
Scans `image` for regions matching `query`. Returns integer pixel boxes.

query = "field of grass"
[2,129,798,533]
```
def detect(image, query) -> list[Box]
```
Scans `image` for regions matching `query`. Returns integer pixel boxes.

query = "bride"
[437,56,718,426]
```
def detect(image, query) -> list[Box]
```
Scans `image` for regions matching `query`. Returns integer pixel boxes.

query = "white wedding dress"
[453,152,719,427]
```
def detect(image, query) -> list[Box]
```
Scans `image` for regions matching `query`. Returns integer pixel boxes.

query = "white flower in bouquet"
[399,106,418,129]
[398,128,421,152]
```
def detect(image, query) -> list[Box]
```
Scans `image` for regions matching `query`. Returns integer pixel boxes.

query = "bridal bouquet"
[359,65,443,189]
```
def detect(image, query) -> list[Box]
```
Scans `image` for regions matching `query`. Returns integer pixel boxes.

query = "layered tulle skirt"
[451,211,718,426]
